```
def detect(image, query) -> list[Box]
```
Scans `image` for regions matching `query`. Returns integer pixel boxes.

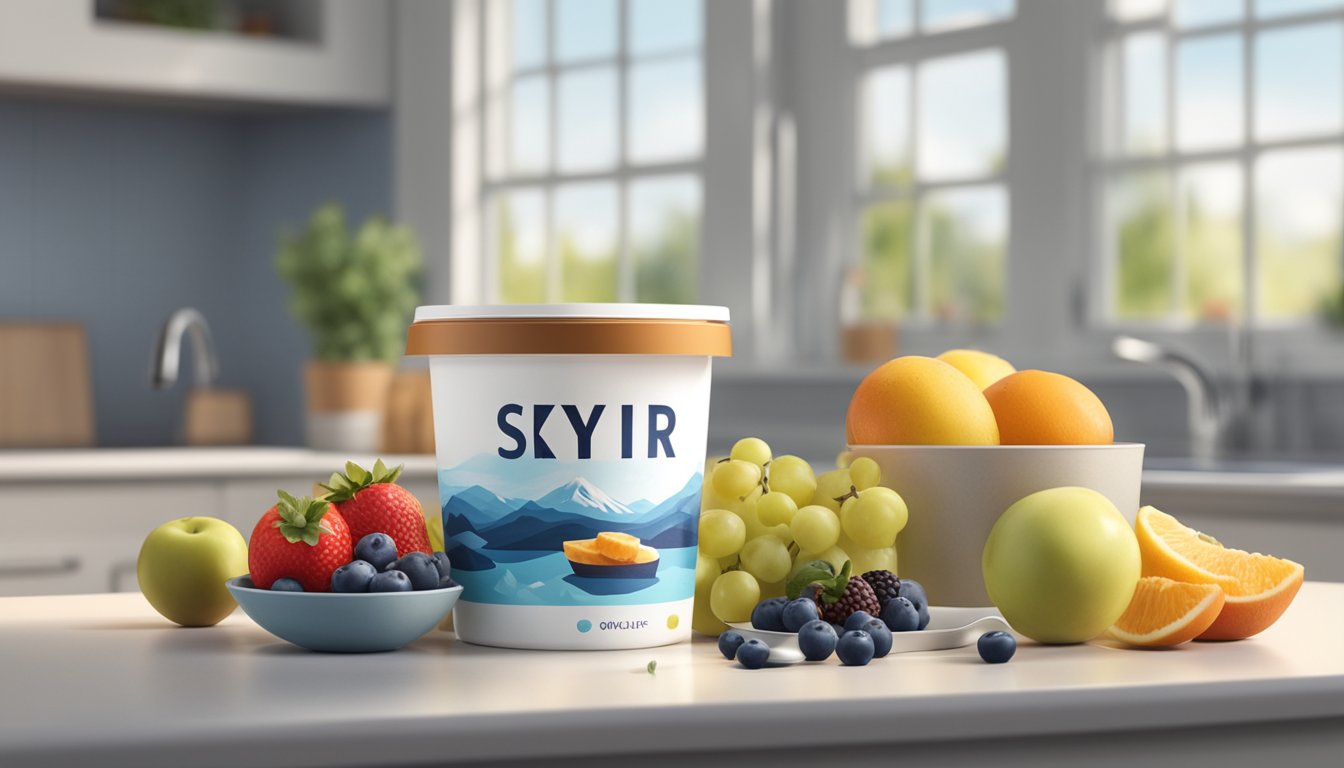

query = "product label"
[430,356,710,608]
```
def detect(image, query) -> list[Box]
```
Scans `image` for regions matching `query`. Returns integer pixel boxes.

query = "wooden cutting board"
[0,323,95,447]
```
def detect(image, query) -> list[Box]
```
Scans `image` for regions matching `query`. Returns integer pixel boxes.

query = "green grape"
[709,570,761,623]
[729,437,772,467]
[768,455,817,507]
[840,487,909,548]
[695,553,722,589]
[693,581,728,635]
[790,504,841,552]
[757,491,798,527]
[712,459,763,498]
[845,541,899,575]
[849,456,881,491]
[836,450,853,469]
[812,468,857,512]
[698,509,746,558]
[739,535,792,583]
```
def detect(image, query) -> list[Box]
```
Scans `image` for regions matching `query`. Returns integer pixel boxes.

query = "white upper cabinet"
[0,0,389,108]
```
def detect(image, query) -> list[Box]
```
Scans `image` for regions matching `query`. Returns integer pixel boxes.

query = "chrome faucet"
[1111,334,1266,459]
[152,308,219,389]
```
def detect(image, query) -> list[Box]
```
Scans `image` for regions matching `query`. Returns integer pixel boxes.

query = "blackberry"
[820,577,881,626]
[862,570,902,606]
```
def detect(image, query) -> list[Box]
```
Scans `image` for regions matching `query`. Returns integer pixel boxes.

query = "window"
[484,0,704,304]
[850,1,1014,326]
[1101,0,1344,327]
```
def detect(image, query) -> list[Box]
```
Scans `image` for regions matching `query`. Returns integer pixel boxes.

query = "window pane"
[511,0,547,70]
[495,190,547,303]
[556,183,619,302]
[1176,35,1243,150]
[1255,22,1344,141]
[862,66,911,186]
[510,75,549,174]
[923,186,1007,324]
[1181,164,1244,322]
[1174,0,1243,26]
[1111,172,1174,319]
[628,57,703,163]
[630,175,701,303]
[1256,0,1344,18]
[879,0,915,38]
[556,0,617,63]
[917,50,1006,180]
[1256,148,1343,321]
[558,67,617,172]
[630,0,701,56]
[1111,0,1169,20]
[861,200,914,320]
[921,0,1014,33]
[1123,32,1167,154]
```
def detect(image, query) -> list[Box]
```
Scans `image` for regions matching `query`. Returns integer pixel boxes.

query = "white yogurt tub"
[406,304,731,649]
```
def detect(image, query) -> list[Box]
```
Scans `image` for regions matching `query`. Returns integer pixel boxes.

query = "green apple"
[138,517,249,627]
[982,487,1140,644]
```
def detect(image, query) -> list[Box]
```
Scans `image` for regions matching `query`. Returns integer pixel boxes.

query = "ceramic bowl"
[226,575,462,653]
[850,443,1145,607]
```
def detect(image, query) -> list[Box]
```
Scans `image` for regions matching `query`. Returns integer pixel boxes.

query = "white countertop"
[0,447,438,482]
[1,584,1341,767]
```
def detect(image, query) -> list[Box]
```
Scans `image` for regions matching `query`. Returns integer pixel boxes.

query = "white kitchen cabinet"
[0,0,389,108]
[0,449,441,597]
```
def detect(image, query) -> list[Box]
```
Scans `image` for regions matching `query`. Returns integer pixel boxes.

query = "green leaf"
[785,560,836,600]
[272,491,335,546]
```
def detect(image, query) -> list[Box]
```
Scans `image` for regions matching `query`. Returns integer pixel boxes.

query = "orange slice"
[1135,506,1304,640]
[1108,576,1225,647]
[595,532,641,562]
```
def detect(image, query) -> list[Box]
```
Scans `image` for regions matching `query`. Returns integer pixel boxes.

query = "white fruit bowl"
[849,443,1145,607]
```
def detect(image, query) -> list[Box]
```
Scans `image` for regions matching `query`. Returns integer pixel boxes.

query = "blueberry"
[270,578,304,592]
[393,552,440,590]
[369,570,413,592]
[798,620,839,661]
[354,533,399,571]
[751,597,788,631]
[781,598,820,632]
[830,622,845,637]
[331,560,378,593]
[717,630,746,660]
[862,617,894,658]
[898,579,931,629]
[977,631,1016,664]
[735,638,771,669]
[836,630,876,666]
[438,574,459,589]
[843,610,875,633]
[431,551,452,579]
[880,596,920,632]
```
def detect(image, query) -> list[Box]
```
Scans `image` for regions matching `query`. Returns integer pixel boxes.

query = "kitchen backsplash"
[0,96,391,446]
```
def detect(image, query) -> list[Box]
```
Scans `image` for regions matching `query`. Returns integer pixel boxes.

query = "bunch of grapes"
[693,438,911,635]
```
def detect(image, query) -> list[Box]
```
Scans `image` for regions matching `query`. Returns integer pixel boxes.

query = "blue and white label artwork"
[428,355,713,616]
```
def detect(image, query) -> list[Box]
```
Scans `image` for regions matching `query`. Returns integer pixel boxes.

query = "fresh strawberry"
[321,459,431,557]
[249,491,352,592]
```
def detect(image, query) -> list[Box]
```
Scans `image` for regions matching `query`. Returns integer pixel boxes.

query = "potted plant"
[276,203,422,452]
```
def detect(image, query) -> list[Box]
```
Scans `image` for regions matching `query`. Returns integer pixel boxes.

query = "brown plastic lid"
[405,304,732,356]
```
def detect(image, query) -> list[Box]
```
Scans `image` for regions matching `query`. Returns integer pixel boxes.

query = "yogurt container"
[406,304,731,649]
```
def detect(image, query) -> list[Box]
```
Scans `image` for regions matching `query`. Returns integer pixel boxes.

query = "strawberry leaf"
[321,459,405,502]
[272,490,335,546]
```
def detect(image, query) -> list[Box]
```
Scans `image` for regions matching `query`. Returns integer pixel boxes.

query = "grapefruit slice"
[1135,506,1304,640]
[1108,576,1225,647]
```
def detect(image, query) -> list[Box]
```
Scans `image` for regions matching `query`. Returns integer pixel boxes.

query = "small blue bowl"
[226,575,462,653]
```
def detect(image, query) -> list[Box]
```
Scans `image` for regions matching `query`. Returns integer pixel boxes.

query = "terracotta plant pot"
[303,360,394,452]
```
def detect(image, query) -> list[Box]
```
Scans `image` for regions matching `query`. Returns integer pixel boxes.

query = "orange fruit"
[983,370,1114,445]
[846,356,1000,445]
[1135,506,1304,640]
[1107,576,1225,647]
